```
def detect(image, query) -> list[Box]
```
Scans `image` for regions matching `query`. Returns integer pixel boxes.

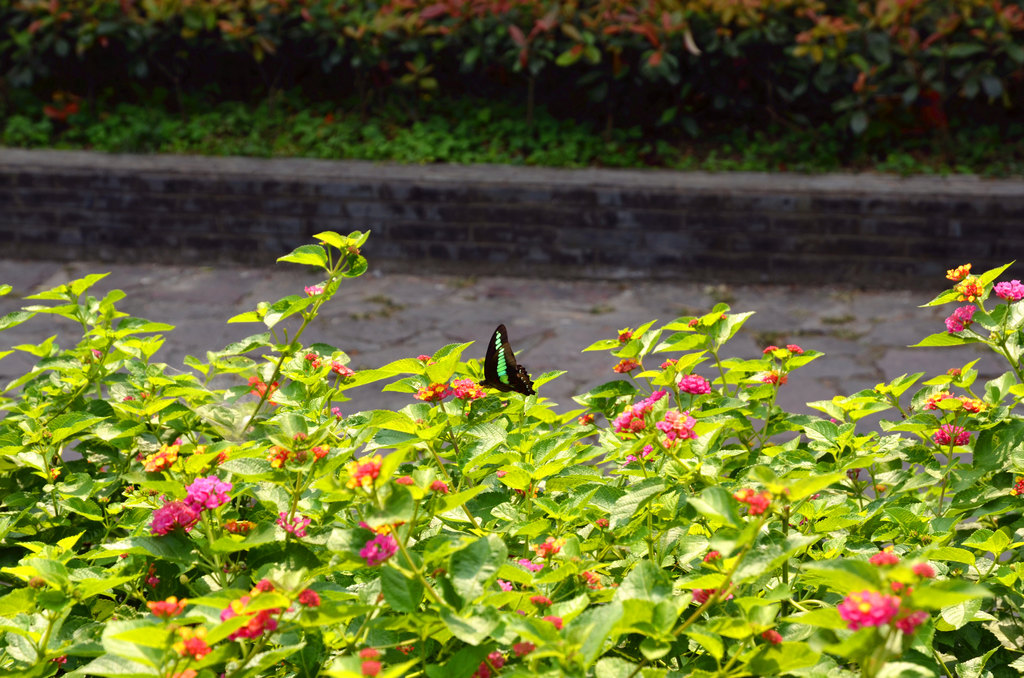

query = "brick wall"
[1,149,1022,287]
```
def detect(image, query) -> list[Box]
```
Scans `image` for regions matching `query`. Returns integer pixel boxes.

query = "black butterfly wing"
[479,324,536,396]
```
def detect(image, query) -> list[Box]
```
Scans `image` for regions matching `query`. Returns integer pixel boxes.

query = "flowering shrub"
[0,235,1021,677]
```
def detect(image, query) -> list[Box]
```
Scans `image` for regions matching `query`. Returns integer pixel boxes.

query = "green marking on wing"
[495,332,509,382]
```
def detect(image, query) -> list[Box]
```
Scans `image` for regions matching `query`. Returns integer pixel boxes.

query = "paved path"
[0,259,1004,417]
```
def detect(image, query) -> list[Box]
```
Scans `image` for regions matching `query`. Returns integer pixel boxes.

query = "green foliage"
[1,238,1024,677]
[1,0,1023,174]
[2,91,1023,176]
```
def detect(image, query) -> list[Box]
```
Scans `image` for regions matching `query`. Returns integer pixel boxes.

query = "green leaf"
[68,654,158,678]
[962,528,1011,554]
[381,563,423,613]
[911,332,976,348]
[745,642,820,675]
[685,627,724,661]
[782,608,847,629]
[278,244,329,267]
[440,607,499,645]
[0,310,36,331]
[926,547,975,566]
[572,601,623,667]
[799,560,880,594]
[955,647,998,678]
[786,472,845,501]
[614,561,672,603]
[49,412,106,444]
[451,535,507,604]
[911,581,992,610]
[688,486,741,527]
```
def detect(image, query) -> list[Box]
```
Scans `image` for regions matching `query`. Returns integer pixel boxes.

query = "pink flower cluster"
[837,591,900,630]
[360,534,398,566]
[869,549,899,566]
[656,410,697,442]
[415,383,453,402]
[678,374,711,394]
[451,378,485,400]
[151,501,200,536]
[994,279,1024,302]
[933,424,971,446]
[185,476,232,511]
[838,590,930,635]
[220,596,280,640]
[692,588,733,605]
[517,558,543,573]
[944,305,976,333]
[277,512,311,538]
[733,488,772,515]
[624,444,653,464]
[612,390,667,434]
[471,651,505,678]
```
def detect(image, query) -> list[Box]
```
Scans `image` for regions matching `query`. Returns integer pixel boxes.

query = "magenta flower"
[933,424,970,446]
[451,378,485,400]
[612,391,668,435]
[360,534,398,566]
[837,591,901,630]
[656,410,697,441]
[678,374,711,394]
[151,500,200,536]
[994,280,1024,302]
[869,550,899,566]
[304,284,324,296]
[497,579,513,591]
[517,558,543,573]
[944,305,976,333]
[185,476,232,512]
[613,405,647,434]
[624,444,654,464]
[277,512,311,538]
[895,610,929,635]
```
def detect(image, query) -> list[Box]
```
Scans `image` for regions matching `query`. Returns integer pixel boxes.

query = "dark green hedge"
[2,0,1023,136]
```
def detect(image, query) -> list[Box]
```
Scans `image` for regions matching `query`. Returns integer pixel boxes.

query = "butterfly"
[479,324,536,396]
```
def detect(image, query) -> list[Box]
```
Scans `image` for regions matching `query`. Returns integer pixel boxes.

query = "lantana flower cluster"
[360,533,399,566]
[837,590,928,635]
[612,390,667,435]
[678,374,711,394]
[346,455,383,490]
[944,305,976,333]
[656,409,697,443]
[932,424,971,446]
[220,580,281,641]
[143,441,180,472]
[733,488,772,515]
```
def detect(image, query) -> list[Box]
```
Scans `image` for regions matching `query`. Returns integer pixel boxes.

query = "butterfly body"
[479,324,535,396]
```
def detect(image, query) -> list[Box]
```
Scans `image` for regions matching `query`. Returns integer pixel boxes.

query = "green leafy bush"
[1,0,1022,139]
[1,235,1023,677]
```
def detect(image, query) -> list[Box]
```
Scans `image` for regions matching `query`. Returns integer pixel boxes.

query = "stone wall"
[2,149,1022,287]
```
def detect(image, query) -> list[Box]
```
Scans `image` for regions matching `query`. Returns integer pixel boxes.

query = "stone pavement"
[0,258,1005,416]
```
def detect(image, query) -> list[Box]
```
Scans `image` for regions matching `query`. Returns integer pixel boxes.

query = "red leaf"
[420,3,449,20]
[648,50,662,67]
[509,24,526,46]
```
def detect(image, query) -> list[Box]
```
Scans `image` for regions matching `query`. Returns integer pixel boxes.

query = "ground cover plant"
[0,233,1023,678]
[2,0,1024,175]
[2,92,1023,177]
